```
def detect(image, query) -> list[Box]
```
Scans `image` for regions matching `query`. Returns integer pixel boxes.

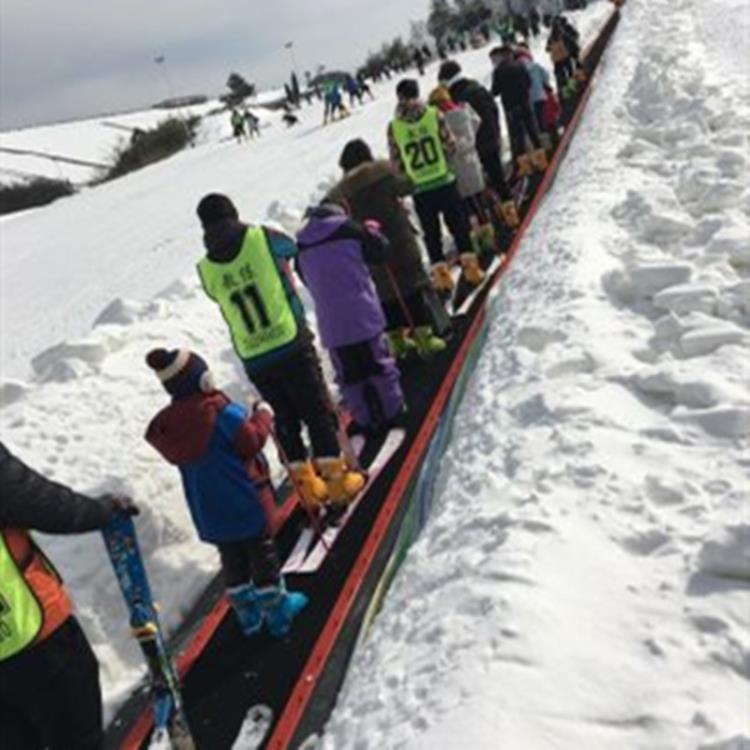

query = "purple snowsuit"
[296,205,404,429]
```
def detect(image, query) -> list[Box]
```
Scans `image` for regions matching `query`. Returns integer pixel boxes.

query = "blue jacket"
[146,391,272,544]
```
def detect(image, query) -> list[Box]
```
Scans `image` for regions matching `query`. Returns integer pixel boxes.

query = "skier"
[144,349,308,637]
[329,139,448,359]
[490,44,548,176]
[428,85,496,256]
[195,193,365,508]
[356,71,376,101]
[0,442,136,750]
[387,78,484,295]
[230,109,246,143]
[437,59,520,229]
[547,15,583,101]
[413,47,426,76]
[529,7,541,37]
[244,109,261,138]
[344,75,363,107]
[515,43,558,146]
[296,204,405,435]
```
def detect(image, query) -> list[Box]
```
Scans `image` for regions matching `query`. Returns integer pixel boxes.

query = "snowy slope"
[319,1,750,749]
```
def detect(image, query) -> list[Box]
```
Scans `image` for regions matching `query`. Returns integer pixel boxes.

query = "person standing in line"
[195,194,365,508]
[490,44,548,176]
[438,59,520,229]
[0,442,137,750]
[387,78,484,295]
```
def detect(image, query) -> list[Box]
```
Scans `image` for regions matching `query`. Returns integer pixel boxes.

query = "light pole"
[284,41,299,79]
[154,53,194,146]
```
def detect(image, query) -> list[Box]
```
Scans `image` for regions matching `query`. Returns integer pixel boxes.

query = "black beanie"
[146,348,213,399]
[339,139,374,172]
[438,60,461,83]
[196,193,238,229]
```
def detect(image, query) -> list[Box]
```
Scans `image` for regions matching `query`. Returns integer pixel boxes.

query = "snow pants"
[478,147,512,201]
[330,335,404,429]
[218,531,281,589]
[413,182,473,265]
[506,101,542,160]
[249,342,340,462]
[0,616,102,750]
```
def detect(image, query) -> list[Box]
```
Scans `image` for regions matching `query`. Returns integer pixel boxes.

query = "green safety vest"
[197,226,298,360]
[0,533,43,661]
[391,106,454,192]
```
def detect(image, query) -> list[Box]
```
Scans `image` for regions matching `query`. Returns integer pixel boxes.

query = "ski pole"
[384,263,417,337]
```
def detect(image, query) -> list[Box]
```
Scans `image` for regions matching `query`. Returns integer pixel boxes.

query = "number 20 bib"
[391,106,453,192]
[198,227,298,360]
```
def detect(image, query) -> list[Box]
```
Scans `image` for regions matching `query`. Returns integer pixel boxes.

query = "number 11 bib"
[197,227,298,359]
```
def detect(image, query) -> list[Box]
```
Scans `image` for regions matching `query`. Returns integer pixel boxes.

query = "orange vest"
[1,529,72,649]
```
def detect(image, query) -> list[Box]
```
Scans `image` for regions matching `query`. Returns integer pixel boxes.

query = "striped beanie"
[145,348,214,399]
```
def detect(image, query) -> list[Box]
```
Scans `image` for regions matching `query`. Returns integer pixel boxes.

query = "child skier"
[144,348,307,637]
[387,78,484,295]
[296,203,405,434]
[330,138,448,360]
[428,85,496,256]
[195,193,365,508]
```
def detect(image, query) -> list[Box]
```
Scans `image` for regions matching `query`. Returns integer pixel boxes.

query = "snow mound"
[93,297,145,327]
[695,525,750,582]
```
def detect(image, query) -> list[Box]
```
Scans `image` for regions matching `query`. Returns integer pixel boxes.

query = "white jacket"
[443,105,485,199]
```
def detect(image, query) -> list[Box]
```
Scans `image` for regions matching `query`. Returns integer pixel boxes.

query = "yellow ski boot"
[497,200,520,229]
[530,148,548,172]
[459,252,485,286]
[288,460,328,510]
[316,456,366,506]
[430,261,456,295]
[517,153,533,177]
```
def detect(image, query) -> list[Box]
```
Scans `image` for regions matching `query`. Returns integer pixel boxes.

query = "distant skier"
[388,78,484,294]
[144,348,308,638]
[344,75,363,107]
[323,81,349,124]
[296,204,405,435]
[438,59,520,229]
[490,44,547,176]
[230,108,246,143]
[357,71,376,101]
[547,15,583,100]
[529,7,541,37]
[195,193,365,507]
[413,47,426,76]
[0,442,136,750]
[244,109,261,138]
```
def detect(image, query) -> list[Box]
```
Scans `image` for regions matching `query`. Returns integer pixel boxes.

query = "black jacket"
[446,77,501,155]
[0,442,118,533]
[491,60,532,109]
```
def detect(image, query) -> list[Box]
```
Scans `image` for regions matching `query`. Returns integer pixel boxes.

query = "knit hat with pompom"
[145,349,215,399]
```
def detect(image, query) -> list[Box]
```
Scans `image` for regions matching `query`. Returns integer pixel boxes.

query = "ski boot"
[316,456,366,506]
[459,252,485,286]
[387,328,418,360]
[573,68,588,84]
[288,460,328,509]
[227,583,263,636]
[530,148,548,173]
[473,223,496,256]
[413,326,447,357]
[517,154,533,177]
[430,261,455,297]
[496,199,520,229]
[256,578,308,638]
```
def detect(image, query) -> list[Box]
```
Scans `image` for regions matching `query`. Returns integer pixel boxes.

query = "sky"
[0,0,431,131]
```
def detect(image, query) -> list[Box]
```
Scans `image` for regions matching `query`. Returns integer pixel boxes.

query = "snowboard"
[102,515,195,750]
[283,428,406,575]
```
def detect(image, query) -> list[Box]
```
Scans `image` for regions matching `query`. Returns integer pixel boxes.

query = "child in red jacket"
[144,348,307,638]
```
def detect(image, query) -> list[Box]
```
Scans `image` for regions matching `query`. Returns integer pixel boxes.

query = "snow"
[0,0,747,746]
